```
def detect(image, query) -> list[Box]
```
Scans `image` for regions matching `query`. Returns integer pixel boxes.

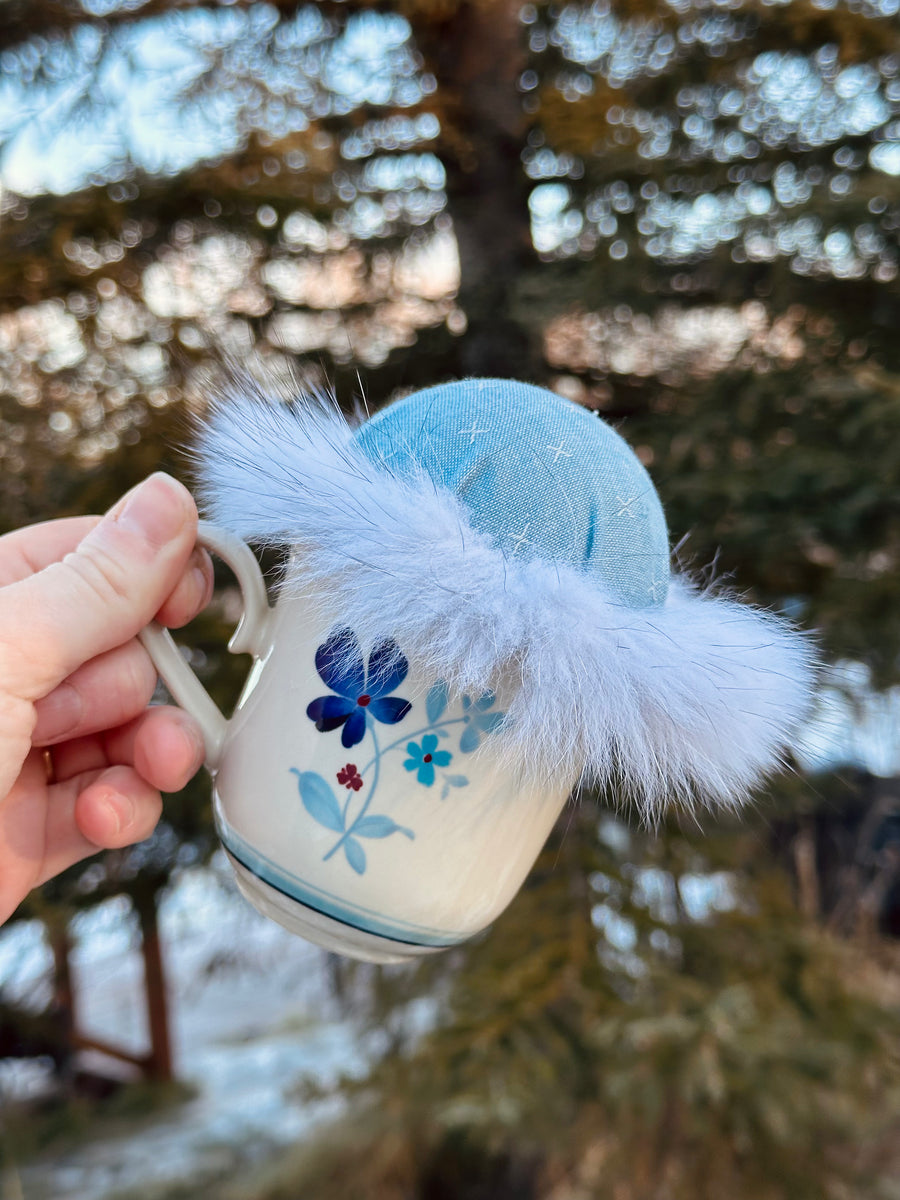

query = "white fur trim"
[192,379,818,818]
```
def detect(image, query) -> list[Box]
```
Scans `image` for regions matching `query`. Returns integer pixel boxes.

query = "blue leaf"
[476,711,505,735]
[355,816,414,840]
[426,681,449,723]
[354,815,398,839]
[441,782,450,801]
[475,691,497,712]
[444,775,469,788]
[291,769,344,833]
[344,837,367,874]
[459,724,480,753]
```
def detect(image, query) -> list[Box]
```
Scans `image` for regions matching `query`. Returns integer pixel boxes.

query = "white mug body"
[139,526,571,964]
[214,595,569,962]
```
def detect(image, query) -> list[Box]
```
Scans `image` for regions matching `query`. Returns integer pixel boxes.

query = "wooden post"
[133,884,174,1083]
[47,917,76,1038]
[46,912,76,1077]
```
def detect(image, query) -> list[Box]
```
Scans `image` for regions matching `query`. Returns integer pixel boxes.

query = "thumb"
[0,473,199,703]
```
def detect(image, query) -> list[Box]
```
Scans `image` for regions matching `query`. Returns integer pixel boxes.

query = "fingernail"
[100,790,134,839]
[189,550,213,609]
[191,566,209,613]
[112,474,192,549]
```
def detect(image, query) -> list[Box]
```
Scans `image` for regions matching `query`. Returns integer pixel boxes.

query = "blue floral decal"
[296,634,506,874]
[306,627,411,749]
[460,692,504,753]
[404,735,452,786]
[290,768,414,876]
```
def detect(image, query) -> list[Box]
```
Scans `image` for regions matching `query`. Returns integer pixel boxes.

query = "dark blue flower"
[307,627,411,748]
[403,734,452,787]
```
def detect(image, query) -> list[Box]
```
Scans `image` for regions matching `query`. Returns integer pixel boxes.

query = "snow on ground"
[0,857,368,1200]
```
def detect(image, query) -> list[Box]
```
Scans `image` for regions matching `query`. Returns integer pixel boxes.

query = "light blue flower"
[404,734,452,786]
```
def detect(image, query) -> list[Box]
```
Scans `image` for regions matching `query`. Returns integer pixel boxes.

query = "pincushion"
[194,374,817,818]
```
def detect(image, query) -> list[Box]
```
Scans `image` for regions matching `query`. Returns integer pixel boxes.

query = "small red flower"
[337,763,363,792]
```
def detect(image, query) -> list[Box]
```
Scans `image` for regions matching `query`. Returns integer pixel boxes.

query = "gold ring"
[42,749,56,786]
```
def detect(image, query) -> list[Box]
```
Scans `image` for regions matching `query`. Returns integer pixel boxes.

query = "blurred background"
[0,1,899,1197]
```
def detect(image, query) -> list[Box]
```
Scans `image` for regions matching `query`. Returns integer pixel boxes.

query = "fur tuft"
[193,382,818,819]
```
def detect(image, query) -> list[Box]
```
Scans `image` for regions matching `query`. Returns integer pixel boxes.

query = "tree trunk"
[415,0,540,379]
[792,819,820,919]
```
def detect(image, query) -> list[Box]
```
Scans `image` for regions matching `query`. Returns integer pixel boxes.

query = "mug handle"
[138,522,274,772]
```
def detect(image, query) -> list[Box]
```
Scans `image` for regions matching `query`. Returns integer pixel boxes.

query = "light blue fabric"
[353,379,669,609]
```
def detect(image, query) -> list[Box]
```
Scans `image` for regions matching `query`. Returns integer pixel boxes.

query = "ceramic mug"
[139,524,571,963]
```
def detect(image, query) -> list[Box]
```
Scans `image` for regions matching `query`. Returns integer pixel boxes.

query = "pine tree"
[0,2,898,1191]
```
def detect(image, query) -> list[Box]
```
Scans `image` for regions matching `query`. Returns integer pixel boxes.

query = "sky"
[0,6,422,194]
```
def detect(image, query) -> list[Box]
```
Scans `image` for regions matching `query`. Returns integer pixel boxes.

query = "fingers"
[0,750,55,922]
[33,708,206,889]
[31,640,158,747]
[110,706,207,793]
[0,517,101,586]
[73,765,165,852]
[154,545,214,629]
[0,474,200,703]
[0,513,213,626]
[52,706,206,794]
[30,546,213,745]
[36,765,165,887]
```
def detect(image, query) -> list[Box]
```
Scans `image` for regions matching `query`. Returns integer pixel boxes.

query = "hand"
[0,473,213,924]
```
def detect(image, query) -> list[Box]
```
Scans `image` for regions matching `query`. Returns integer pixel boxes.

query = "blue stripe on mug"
[216,819,472,948]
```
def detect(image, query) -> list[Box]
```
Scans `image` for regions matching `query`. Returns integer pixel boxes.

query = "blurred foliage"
[0,0,899,1195]
[0,1076,194,1174]
[221,806,900,1200]
[285,804,898,1200]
